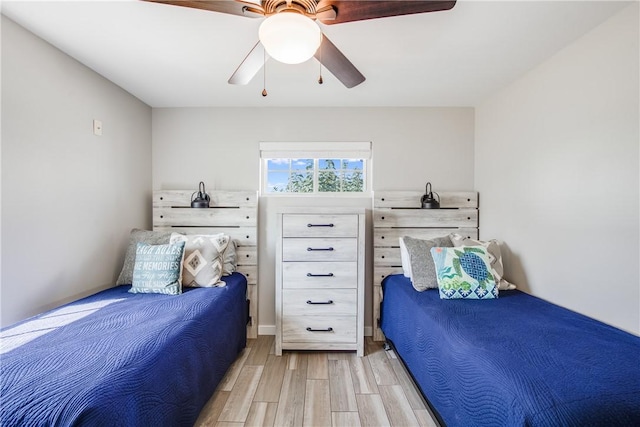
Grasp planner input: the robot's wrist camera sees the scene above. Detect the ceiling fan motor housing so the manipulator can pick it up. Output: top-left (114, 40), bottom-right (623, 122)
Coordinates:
top-left (263, 0), bottom-right (320, 17)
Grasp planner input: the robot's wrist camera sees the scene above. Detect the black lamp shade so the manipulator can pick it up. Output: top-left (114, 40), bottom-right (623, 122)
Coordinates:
top-left (191, 182), bottom-right (211, 208)
top-left (421, 182), bottom-right (440, 209)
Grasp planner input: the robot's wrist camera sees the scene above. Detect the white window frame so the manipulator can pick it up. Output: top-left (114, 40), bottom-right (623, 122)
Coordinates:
top-left (260, 142), bottom-right (372, 197)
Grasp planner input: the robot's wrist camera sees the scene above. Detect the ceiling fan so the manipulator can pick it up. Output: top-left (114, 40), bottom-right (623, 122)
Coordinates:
top-left (144, 0), bottom-right (457, 89)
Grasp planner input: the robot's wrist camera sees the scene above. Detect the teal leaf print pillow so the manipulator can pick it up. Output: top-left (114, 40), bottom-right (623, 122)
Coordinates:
top-left (430, 246), bottom-right (498, 300)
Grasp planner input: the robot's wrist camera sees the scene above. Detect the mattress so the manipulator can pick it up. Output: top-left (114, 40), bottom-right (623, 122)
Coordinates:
top-left (0, 273), bottom-right (248, 426)
top-left (380, 274), bottom-right (640, 427)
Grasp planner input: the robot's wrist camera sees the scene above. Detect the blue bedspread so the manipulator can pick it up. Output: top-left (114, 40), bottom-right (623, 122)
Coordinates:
top-left (0, 273), bottom-right (247, 426)
top-left (381, 274), bottom-right (640, 427)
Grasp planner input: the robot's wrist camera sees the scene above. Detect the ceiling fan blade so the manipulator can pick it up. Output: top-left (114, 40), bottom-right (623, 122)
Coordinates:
top-left (142, 0), bottom-right (264, 18)
top-left (314, 35), bottom-right (365, 89)
top-left (228, 41), bottom-right (270, 85)
top-left (318, 0), bottom-right (456, 25)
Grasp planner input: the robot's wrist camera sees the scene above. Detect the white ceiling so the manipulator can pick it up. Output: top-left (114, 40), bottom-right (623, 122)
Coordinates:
top-left (1, 0), bottom-right (630, 107)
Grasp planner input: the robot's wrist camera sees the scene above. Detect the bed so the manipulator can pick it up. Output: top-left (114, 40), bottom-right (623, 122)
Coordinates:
top-left (0, 190), bottom-right (259, 426)
top-left (381, 274), bottom-right (640, 426)
top-left (374, 190), bottom-right (640, 426)
top-left (0, 275), bottom-right (247, 426)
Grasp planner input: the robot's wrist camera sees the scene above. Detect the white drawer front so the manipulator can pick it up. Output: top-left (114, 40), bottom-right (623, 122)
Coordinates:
top-left (283, 214), bottom-right (358, 238)
top-left (282, 316), bottom-right (356, 343)
top-left (283, 289), bottom-right (357, 316)
top-left (282, 262), bottom-right (358, 289)
top-left (282, 238), bottom-right (357, 262)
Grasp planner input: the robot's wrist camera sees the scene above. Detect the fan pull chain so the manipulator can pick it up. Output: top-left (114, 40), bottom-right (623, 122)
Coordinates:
top-left (318, 40), bottom-right (323, 85)
top-left (262, 46), bottom-right (268, 97)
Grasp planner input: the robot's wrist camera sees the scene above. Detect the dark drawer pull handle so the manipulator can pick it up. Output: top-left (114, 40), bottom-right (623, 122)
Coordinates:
top-left (307, 273), bottom-right (334, 277)
top-left (307, 223), bottom-right (334, 227)
top-left (306, 300), bottom-right (334, 305)
top-left (306, 327), bottom-right (334, 332)
top-left (307, 247), bottom-right (334, 251)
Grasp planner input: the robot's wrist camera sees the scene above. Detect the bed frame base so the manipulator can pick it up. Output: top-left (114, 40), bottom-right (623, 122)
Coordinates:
top-left (384, 339), bottom-right (445, 427)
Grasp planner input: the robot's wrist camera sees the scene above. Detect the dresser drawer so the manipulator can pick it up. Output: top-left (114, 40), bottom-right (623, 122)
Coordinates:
top-left (283, 214), bottom-right (358, 238)
top-left (282, 316), bottom-right (356, 343)
top-left (282, 262), bottom-right (357, 289)
top-left (282, 238), bottom-right (357, 262)
top-left (282, 289), bottom-right (357, 316)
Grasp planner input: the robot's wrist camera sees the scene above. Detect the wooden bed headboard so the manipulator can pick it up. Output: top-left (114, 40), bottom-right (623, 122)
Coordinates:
top-left (372, 191), bottom-right (479, 341)
top-left (152, 190), bottom-right (259, 339)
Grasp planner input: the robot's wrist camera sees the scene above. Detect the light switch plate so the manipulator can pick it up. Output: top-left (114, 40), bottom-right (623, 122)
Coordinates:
top-left (93, 119), bottom-right (102, 136)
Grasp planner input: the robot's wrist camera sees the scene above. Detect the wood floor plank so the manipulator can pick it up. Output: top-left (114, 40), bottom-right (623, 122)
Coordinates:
top-left (274, 354), bottom-right (308, 427)
top-left (367, 343), bottom-right (399, 386)
top-left (195, 390), bottom-right (230, 426)
top-left (219, 365), bottom-right (264, 422)
top-left (307, 352), bottom-right (329, 379)
top-left (245, 335), bottom-right (273, 366)
top-left (414, 409), bottom-right (438, 427)
top-left (254, 354), bottom-right (288, 402)
top-left (390, 358), bottom-right (426, 410)
top-left (349, 354), bottom-right (379, 394)
top-left (328, 360), bottom-right (357, 412)
top-left (379, 385), bottom-right (420, 427)
top-left (327, 352), bottom-right (351, 360)
top-left (331, 412), bottom-right (362, 427)
top-left (287, 353), bottom-right (299, 370)
top-left (245, 401), bottom-right (278, 427)
top-left (303, 379), bottom-right (331, 427)
top-left (355, 394), bottom-right (391, 427)
top-left (219, 347), bottom-right (252, 391)
top-left (199, 337), bottom-right (435, 427)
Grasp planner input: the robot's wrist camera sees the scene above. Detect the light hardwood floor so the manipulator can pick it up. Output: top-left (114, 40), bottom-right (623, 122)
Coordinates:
top-left (195, 336), bottom-right (438, 427)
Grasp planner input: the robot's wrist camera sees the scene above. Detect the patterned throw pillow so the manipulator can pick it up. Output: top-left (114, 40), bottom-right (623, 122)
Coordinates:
top-left (400, 236), bottom-right (453, 291)
top-left (116, 229), bottom-right (174, 285)
top-left (222, 239), bottom-right (237, 276)
top-left (430, 246), bottom-right (498, 300)
top-left (170, 233), bottom-right (229, 287)
top-left (129, 241), bottom-right (185, 295)
top-left (449, 233), bottom-right (516, 291)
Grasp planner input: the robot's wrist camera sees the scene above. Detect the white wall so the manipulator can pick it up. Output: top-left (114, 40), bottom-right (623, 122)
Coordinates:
top-left (475, 4), bottom-right (639, 334)
top-left (152, 107), bottom-right (475, 333)
top-left (1, 16), bottom-right (152, 326)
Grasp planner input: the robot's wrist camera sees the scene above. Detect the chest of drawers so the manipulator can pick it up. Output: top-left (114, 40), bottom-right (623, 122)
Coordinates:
top-left (275, 208), bottom-right (365, 356)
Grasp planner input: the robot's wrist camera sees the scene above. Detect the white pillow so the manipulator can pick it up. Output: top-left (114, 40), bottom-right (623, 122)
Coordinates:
top-left (399, 237), bottom-right (413, 279)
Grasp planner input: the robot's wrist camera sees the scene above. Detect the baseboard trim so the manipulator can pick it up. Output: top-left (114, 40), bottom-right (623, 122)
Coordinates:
top-left (257, 325), bottom-right (373, 337)
top-left (258, 325), bottom-right (276, 336)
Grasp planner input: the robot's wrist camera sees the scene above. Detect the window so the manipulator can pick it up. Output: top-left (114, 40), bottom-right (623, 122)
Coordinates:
top-left (260, 142), bottom-right (371, 195)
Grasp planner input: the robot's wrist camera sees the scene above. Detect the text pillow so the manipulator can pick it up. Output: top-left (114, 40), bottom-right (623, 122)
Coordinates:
top-left (129, 241), bottom-right (185, 295)
top-left (430, 246), bottom-right (498, 300)
top-left (116, 229), bottom-right (174, 286)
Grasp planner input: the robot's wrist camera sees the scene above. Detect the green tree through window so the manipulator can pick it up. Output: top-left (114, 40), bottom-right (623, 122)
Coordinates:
top-left (266, 158), bottom-right (364, 193)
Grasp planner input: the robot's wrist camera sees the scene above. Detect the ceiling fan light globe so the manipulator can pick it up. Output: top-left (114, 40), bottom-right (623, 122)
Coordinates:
top-left (259, 12), bottom-right (322, 65)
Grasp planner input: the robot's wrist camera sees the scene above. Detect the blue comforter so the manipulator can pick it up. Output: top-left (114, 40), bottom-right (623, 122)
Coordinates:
top-left (0, 273), bottom-right (247, 426)
top-left (381, 274), bottom-right (640, 427)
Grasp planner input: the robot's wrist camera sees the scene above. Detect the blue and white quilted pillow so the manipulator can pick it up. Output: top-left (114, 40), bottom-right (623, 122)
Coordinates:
top-left (430, 246), bottom-right (498, 300)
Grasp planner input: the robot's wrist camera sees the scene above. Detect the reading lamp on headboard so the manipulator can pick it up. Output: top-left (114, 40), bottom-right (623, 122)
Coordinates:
top-left (190, 182), bottom-right (211, 208)
top-left (421, 182), bottom-right (440, 209)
